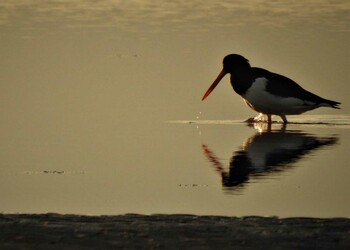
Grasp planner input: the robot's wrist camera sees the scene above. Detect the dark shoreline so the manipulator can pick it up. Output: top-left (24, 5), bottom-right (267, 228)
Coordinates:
top-left (1, 213), bottom-right (350, 249)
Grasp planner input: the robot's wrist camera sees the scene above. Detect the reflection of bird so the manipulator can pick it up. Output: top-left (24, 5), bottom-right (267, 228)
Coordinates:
top-left (202, 54), bottom-right (341, 123)
top-left (202, 125), bottom-right (338, 190)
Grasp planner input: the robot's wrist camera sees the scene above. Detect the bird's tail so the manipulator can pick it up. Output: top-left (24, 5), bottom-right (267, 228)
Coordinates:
top-left (321, 99), bottom-right (341, 109)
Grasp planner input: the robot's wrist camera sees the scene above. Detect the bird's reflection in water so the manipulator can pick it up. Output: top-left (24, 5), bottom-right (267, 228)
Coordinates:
top-left (202, 123), bottom-right (338, 193)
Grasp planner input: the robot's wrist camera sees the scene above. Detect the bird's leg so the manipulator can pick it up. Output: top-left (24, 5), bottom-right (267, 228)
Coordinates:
top-left (280, 123), bottom-right (287, 132)
top-left (280, 114), bottom-right (288, 124)
top-left (267, 122), bottom-right (272, 132)
top-left (267, 114), bottom-right (272, 123)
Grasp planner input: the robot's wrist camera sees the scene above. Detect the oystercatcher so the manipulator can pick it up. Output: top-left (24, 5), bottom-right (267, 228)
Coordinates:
top-left (202, 54), bottom-right (341, 123)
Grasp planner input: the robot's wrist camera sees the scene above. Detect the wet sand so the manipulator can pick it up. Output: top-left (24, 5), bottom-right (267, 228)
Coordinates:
top-left (1, 214), bottom-right (349, 249)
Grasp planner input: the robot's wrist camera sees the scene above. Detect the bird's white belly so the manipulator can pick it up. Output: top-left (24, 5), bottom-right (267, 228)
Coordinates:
top-left (242, 78), bottom-right (313, 115)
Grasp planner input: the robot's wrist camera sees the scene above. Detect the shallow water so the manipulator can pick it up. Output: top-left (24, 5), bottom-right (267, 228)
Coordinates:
top-left (0, 1), bottom-right (349, 217)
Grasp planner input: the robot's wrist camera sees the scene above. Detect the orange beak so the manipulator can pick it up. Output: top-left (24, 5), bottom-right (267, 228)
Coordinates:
top-left (201, 69), bottom-right (227, 101)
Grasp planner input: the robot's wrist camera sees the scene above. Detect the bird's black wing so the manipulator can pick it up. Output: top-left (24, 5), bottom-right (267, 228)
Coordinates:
top-left (252, 67), bottom-right (340, 107)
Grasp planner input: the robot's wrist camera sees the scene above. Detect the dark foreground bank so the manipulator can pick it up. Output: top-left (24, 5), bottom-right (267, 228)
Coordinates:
top-left (1, 214), bottom-right (349, 249)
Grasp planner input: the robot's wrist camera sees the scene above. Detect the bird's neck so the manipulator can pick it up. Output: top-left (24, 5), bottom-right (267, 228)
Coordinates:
top-left (230, 67), bottom-right (253, 95)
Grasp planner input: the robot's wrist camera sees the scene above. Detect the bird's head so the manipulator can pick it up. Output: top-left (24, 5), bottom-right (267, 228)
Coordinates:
top-left (202, 54), bottom-right (250, 101)
top-left (223, 54), bottom-right (250, 73)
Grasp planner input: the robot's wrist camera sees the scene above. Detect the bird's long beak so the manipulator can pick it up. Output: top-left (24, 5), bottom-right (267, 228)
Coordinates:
top-left (201, 69), bottom-right (227, 101)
